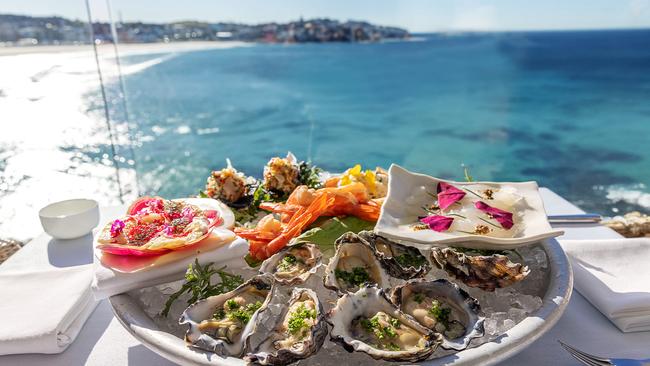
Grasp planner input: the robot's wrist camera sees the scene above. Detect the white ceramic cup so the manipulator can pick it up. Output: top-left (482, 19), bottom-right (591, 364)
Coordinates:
top-left (38, 199), bottom-right (100, 240)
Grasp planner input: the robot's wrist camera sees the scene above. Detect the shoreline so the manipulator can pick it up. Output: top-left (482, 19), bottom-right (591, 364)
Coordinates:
top-left (0, 40), bottom-right (250, 57)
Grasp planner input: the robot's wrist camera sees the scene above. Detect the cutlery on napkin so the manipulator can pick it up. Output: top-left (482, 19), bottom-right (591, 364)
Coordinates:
top-left (560, 238), bottom-right (650, 332)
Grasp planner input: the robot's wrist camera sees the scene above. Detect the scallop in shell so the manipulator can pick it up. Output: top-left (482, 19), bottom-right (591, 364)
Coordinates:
top-left (391, 279), bottom-right (484, 350)
top-left (259, 243), bottom-right (322, 285)
top-left (431, 247), bottom-right (530, 291)
top-left (245, 288), bottom-right (327, 365)
top-left (179, 275), bottom-right (274, 357)
top-left (323, 232), bottom-right (390, 294)
top-left (328, 285), bottom-right (440, 362)
top-left (357, 231), bottom-right (430, 279)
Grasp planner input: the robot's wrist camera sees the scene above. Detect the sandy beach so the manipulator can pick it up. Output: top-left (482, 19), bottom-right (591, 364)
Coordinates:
top-left (0, 40), bottom-right (249, 57)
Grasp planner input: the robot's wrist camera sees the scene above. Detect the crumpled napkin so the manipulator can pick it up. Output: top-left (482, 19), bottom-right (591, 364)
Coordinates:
top-left (560, 238), bottom-right (650, 332)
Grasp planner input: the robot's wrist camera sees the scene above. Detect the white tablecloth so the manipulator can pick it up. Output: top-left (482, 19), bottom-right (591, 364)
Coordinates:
top-left (1, 188), bottom-right (649, 365)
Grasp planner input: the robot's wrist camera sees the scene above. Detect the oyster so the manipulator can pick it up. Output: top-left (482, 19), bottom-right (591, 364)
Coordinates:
top-left (431, 247), bottom-right (530, 291)
top-left (391, 279), bottom-right (484, 350)
top-left (358, 231), bottom-right (430, 279)
top-left (246, 288), bottom-right (327, 365)
top-left (323, 232), bottom-right (390, 294)
top-left (179, 275), bottom-right (274, 357)
top-left (259, 243), bottom-right (322, 285)
top-left (328, 286), bottom-right (440, 362)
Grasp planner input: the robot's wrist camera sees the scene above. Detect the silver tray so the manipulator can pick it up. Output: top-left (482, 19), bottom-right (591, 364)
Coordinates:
top-left (109, 237), bottom-right (572, 365)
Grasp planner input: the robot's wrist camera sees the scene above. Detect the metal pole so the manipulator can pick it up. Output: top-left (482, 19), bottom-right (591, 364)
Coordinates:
top-left (85, 0), bottom-right (124, 203)
top-left (106, 0), bottom-right (140, 196)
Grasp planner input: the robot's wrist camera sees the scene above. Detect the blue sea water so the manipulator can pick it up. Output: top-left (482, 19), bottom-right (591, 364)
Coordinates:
top-left (108, 30), bottom-right (650, 215)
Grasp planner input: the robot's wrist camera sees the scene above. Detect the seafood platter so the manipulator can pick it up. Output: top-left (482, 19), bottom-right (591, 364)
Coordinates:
top-left (101, 153), bottom-right (572, 365)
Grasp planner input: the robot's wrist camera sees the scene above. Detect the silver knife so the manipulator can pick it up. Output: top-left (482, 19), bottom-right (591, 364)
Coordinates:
top-left (547, 213), bottom-right (602, 224)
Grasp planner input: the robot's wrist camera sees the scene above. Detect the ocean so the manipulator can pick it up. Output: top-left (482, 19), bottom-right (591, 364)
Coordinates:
top-left (1, 30), bottom-right (649, 240)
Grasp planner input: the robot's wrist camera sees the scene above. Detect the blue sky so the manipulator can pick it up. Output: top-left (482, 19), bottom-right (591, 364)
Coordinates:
top-left (3, 0), bottom-right (650, 32)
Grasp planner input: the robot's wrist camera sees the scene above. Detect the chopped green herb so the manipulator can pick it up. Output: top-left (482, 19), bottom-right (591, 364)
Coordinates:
top-left (428, 300), bottom-right (451, 325)
top-left (225, 299), bottom-right (240, 310)
top-left (287, 303), bottom-right (317, 336)
top-left (413, 293), bottom-right (425, 304)
top-left (335, 267), bottom-right (371, 287)
top-left (277, 254), bottom-right (297, 272)
top-left (161, 259), bottom-right (244, 317)
top-left (394, 252), bottom-right (426, 268)
top-left (213, 308), bottom-right (226, 319)
top-left (227, 301), bottom-right (263, 324)
top-left (452, 246), bottom-right (511, 257)
top-left (386, 343), bottom-right (401, 351)
top-left (360, 315), bottom-right (399, 341)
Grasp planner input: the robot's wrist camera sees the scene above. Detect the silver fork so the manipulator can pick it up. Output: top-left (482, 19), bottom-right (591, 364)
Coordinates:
top-left (558, 340), bottom-right (650, 366)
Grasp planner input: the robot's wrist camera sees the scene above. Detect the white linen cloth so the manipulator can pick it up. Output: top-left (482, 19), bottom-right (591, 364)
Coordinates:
top-left (0, 232), bottom-right (99, 355)
top-left (560, 238), bottom-right (650, 332)
top-left (91, 234), bottom-right (248, 300)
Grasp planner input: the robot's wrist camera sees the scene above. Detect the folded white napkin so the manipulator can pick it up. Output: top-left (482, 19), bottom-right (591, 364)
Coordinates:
top-left (0, 230), bottom-right (99, 355)
top-left (560, 238), bottom-right (650, 332)
top-left (92, 231), bottom-right (249, 299)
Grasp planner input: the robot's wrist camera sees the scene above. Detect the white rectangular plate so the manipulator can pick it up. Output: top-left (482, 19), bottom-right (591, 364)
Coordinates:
top-left (375, 164), bottom-right (563, 250)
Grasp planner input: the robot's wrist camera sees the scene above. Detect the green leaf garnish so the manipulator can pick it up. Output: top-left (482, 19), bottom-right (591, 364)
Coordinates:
top-left (161, 259), bottom-right (244, 317)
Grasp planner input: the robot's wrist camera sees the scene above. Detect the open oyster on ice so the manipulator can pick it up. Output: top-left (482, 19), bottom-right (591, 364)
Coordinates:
top-left (179, 275), bottom-right (274, 357)
top-left (358, 231), bottom-right (430, 279)
top-left (431, 247), bottom-right (530, 291)
top-left (259, 243), bottom-right (322, 285)
top-left (328, 286), bottom-right (440, 362)
top-left (323, 232), bottom-right (390, 294)
top-left (246, 288), bottom-right (327, 365)
top-left (391, 279), bottom-right (484, 350)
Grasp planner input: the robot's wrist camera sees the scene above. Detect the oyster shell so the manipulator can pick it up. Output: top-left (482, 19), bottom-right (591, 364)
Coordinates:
top-left (179, 275), bottom-right (274, 357)
top-left (323, 232), bottom-right (390, 294)
top-left (431, 247), bottom-right (530, 291)
top-left (246, 288), bottom-right (327, 365)
top-left (358, 231), bottom-right (430, 279)
top-left (391, 279), bottom-right (484, 350)
top-left (328, 285), bottom-right (440, 362)
top-left (259, 243), bottom-right (322, 285)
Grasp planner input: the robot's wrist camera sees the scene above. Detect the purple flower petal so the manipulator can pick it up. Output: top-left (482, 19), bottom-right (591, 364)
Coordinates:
top-left (110, 219), bottom-right (125, 238)
top-left (436, 182), bottom-right (466, 210)
top-left (475, 201), bottom-right (514, 230)
top-left (420, 215), bottom-right (454, 232)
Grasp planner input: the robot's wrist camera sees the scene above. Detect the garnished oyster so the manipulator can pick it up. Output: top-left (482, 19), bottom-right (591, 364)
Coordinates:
top-left (246, 288), bottom-right (327, 365)
top-left (431, 247), bottom-right (530, 291)
top-left (328, 286), bottom-right (440, 362)
top-left (358, 231), bottom-right (430, 279)
top-left (391, 279), bottom-right (484, 350)
top-left (323, 232), bottom-right (390, 294)
top-left (179, 275), bottom-right (274, 357)
top-left (259, 243), bottom-right (322, 285)
top-left (264, 153), bottom-right (300, 194)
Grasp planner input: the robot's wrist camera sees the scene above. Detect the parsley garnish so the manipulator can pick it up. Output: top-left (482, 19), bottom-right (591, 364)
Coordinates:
top-left (335, 267), bottom-right (371, 287)
top-left (277, 254), bottom-right (297, 272)
top-left (394, 252), bottom-right (426, 268)
top-left (287, 303), bottom-right (317, 336)
top-left (298, 161), bottom-right (323, 189)
top-left (428, 300), bottom-right (451, 325)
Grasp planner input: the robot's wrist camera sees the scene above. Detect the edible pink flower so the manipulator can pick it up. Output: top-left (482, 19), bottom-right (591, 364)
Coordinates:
top-left (110, 219), bottom-right (125, 238)
top-left (436, 182), bottom-right (466, 210)
top-left (162, 225), bottom-right (174, 236)
top-left (420, 215), bottom-right (454, 232)
top-left (475, 201), bottom-right (514, 229)
top-left (181, 206), bottom-right (195, 221)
